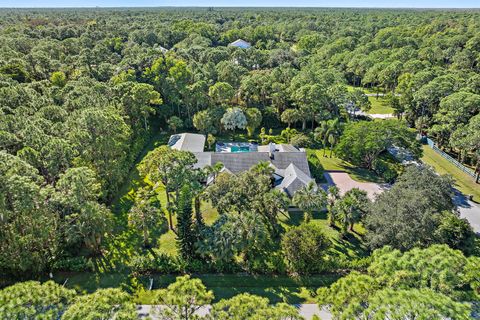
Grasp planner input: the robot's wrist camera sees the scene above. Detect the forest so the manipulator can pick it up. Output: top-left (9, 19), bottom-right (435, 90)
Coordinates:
top-left (0, 7), bottom-right (479, 319)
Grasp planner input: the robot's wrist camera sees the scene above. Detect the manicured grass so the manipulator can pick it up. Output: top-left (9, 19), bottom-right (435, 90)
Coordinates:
top-left (53, 271), bottom-right (339, 304)
top-left (308, 149), bottom-right (384, 183)
top-left (138, 273), bottom-right (339, 304)
top-left (368, 96), bottom-right (394, 114)
top-left (345, 85), bottom-right (393, 114)
top-left (346, 85), bottom-right (383, 95)
top-left (280, 210), bottom-right (368, 261)
top-left (421, 145), bottom-right (480, 202)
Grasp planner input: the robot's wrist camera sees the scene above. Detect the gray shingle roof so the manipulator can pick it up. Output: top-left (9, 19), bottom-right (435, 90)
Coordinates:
top-left (168, 133), bottom-right (313, 196)
top-left (276, 163), bottom-right (315, 197)
top-left (204, 151), bottom-right (310, 176)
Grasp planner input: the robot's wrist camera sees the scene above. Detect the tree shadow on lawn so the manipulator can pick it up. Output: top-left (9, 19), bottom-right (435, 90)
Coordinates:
top-left (328, 232), bottom-right (369, 258)
top-left (147, 274), bottom-right (339, 304)
top-left (284, 210), bottom-right (327, 226)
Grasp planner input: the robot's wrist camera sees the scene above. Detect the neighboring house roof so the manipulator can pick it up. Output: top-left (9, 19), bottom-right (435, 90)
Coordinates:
top-left (156, 45), bottom-right (169, 53)
top-left (168, 133), bottom-right (206, 153)
top-left (228, 39), bottom-right (252, 49)
top-left (276, 163), bottom-right (315, 197)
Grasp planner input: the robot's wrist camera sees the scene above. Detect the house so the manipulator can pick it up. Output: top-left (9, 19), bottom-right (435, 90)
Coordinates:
top-left (169, 133), bottom-right (314, 196)
top-left (228, 39), bottom-right (252, 49)
top-left (168, 133), bottom-right (206, 153)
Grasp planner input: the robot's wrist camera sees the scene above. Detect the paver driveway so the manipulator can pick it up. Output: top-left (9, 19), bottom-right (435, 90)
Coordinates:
top-left (322, 171), bottom-right (480, 234)
top-left (321, 171), bottom-right (390, 201)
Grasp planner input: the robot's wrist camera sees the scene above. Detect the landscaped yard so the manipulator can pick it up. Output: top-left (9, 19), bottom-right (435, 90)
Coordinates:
top-left (52, 271), bottom-right (339, 304)
top-left (308, 149), bottom-right (384, 183)
top-left (421, 145), bottom-right (480, 202)
top-left (46, 130), bottom-right (375, 305)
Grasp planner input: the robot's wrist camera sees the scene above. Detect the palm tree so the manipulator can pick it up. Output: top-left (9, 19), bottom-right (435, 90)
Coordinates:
top-left (252, 161), bottom-right (274, 176)
top-left (292, 181), bottom-right (327, 223)
top-left (333, 188), bottom-right (369, 235)
top-left (205, 162), bottom-right (224, 183)
top-left (316, 119), bottom-right (341, 157)
top-left (326, 185), bottom-right (340, 227)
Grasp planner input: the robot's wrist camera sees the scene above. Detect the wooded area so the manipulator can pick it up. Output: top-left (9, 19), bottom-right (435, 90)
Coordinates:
top-left (0, 7), bottom-right (479, 319)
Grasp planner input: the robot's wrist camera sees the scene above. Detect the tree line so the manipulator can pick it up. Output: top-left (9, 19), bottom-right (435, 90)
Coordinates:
top-left (1, 244), bottom-right (478, 319)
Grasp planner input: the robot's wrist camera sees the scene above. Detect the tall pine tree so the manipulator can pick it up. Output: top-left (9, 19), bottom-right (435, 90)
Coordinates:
top-left (176, 184), bottom-right (196, 260)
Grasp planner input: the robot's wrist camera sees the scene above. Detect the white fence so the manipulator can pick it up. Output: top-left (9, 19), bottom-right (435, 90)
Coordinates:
top-left (426, 138), bottom-right (476, 178)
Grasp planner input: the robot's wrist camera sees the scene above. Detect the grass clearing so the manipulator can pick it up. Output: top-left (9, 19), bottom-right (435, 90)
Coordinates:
top-left (346, 85), bottom-right (383, 95)
top-left (345, 85), bottom-right (394, 114)
top-left (421, 145), bottom-right (480, 202)
top-left (368, 96), bottom-right (394, 114)
top-left (308, 149), bottom-right (384, 183)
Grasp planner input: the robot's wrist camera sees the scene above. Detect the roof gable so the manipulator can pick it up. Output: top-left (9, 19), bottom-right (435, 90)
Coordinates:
top-left (276, 163), bottom-right (315, 197)
top-left (228, 39), bottom-right (251, 49)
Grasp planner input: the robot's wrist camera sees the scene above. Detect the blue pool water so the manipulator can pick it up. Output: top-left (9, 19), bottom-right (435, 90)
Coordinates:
top-left (231, 146), bottom-right (251, 152)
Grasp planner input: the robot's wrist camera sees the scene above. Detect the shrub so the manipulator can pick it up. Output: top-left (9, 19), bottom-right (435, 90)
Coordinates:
top-left (281, 223), bottom-right (331, 275)
top-left (129, 253), bottom-right (180, 275)
top-left (53, 256), bottom-right (94, 272)
top-left (307, 151), bottom-right (325, 182)
top-left (290, 133), bottom-right (313, 148)
top-left (372, 158), bottom-right (398, 183)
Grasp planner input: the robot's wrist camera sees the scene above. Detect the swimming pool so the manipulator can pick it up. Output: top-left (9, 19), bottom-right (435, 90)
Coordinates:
top-left (230, 146), bottom-right (251, 152)
top-left (216, 142), bottom-right (258, 153)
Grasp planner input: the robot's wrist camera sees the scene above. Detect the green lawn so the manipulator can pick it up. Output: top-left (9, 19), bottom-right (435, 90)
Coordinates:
top-left (421, 145), bottom-right (480, 202)
top-left (346, 85), bottom-right (380, 95)
top-left (308, 149), bottom-right (384, 183)
top-left (345, 85), bottom-right (394, 114)
top-left (52, 271), bottom-right (339, 304)
top-left (368, 96), bottom-right (394, 115)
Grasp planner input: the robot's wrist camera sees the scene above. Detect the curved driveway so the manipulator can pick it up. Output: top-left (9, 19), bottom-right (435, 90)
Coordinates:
top-left (322, 171), bottom-right (480, 234)
top-left (321, 171), bottom-right (389, 201)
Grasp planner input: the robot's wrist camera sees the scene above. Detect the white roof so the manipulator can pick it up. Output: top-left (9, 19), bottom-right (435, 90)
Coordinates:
top-left (228, 39), bottom-right (251, 49)
top-left (168, 133), bottom-right (206, 153)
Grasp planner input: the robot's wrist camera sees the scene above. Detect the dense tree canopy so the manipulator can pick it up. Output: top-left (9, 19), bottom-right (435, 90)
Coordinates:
top-left (0, 281), bottom-right (75, 320)
top-left (365, 165), bottom-right (475, 252)
top-left (0, 7), bottom-right (479, 300)
top-left (318, 245), bottom-right (478, 319)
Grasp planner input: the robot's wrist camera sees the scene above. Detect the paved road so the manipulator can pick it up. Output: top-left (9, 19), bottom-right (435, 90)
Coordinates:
top-left (138, 304), bottom-right (332, 319)
top-left (453, 189), bottom-right (480, 234)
